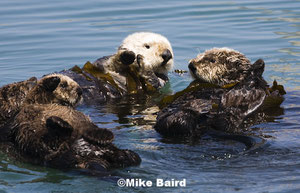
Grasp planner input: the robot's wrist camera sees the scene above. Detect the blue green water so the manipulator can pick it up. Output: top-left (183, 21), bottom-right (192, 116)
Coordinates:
top-left (0, 0), bottom-right (300, 192)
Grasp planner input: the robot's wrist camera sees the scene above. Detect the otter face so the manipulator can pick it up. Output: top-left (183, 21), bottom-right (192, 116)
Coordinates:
top-left (119, 32), bottom-right (174, 77)
top-left (40, 74), bottom-right (83, 106)
top-left (188, 48), bottom-right (251, 86)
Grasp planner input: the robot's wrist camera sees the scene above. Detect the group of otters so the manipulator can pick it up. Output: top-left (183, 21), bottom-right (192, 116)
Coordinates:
top-left (0, 32), bottom-right (285, 173)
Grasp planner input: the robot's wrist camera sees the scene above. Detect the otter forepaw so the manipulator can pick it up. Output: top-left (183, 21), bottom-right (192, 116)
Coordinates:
top-left (120, 50), bottom-right (136, 65)
top-left (42, 76), bottom-right (61, 92)
top-left (46, 116), bottom-right (74, 137)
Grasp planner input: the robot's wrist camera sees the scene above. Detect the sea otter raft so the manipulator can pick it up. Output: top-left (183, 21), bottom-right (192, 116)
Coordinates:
top-left (155, 48), bottom-right (285, 137)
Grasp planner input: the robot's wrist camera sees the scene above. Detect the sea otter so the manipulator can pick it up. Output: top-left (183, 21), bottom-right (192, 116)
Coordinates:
top-left (0, 77), bottom-right (37, 127)
top-left (0, 74), bottom-right (140, 171)
top-left (2, 103), bottom-right (140, 170)
top-left (155, 48), bottom-right (285, 138)
top-left (60, 32), bottom-right (173, 104)
top-left (0, 74), bottom-right (82, 127)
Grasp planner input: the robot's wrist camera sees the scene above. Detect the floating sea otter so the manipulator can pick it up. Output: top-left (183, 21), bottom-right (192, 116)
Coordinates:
top-left (0, 77), bottom-right (37, 127)
top-left (60, 32), bottom-right (174, 104)
top-left (155, 48), bottom-right (285, 138)
top-left (0, 74), bottom-right (140, 172)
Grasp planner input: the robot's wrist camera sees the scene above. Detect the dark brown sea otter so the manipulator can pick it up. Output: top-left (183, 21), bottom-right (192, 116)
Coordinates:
top-left (0, 74), bottom-right (140, 172)
top-left (3, 103), bottom-right (140, 170)
top-left (155, 48), bottom-right (285, 139)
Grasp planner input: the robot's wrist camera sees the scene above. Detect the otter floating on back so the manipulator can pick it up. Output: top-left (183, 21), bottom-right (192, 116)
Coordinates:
top-left (155, 48), bottom-right (285, 139)
top-left (60, 32), bottom-right (174, 104)
top-left (0, 74), bottom-right (141, 172)
top-left (0, 74), bottom-right (82, 127)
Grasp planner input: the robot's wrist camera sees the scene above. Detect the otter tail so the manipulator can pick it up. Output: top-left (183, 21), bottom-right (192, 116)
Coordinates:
top-left (206, 130), bottom-right (266, 151)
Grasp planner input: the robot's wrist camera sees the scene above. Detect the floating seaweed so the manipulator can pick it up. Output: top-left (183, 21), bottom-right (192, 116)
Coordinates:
top-left (159, 79), bottom-right (286, 109)
top-left (72, 61), bottom-right (157, 96)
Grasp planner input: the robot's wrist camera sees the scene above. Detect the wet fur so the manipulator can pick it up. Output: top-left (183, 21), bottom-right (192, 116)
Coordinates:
top-left (155, 48), bottom-right (278, 139)
top-left (4, 104), bottom-right (140, 170)
top-left (0, 77), bottom-right (37, 127)
top-left (0, 73), bottom-right (140, 171)
top-left (25, 74), bottom-right (83, 107)
top-left (0, 74), bottom-right (82, 128)
top-left (189, 48), bottom-right (266, 86)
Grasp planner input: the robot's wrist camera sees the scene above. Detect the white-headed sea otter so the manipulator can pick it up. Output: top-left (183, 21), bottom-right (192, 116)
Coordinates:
top-left (60, 32), bottom-right (174, 104)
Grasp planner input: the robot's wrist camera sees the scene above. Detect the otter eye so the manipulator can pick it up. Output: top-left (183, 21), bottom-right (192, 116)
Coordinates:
top-left (60, 82), bottom-right (68, 89)
top-left (144, 44), bottom-right (150, 49)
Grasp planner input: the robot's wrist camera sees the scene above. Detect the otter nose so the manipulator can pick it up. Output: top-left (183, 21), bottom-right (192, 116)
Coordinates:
top-left (76, 87), bottom-right (83, 96)
top-left (188, 62), bottom-right (196, 73)
top-left (162, 49), bottom-right (172, 63)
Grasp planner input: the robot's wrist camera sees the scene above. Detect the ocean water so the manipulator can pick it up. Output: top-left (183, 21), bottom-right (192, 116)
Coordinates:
top-left (0, 0), bottom-right (300, 192)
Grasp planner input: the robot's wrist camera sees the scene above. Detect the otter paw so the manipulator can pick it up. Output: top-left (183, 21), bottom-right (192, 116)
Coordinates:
top-left (155, 110), bottom-right (202, 137)
top-left (82, 127), bottom-right (114, 145)
top-left (46, 116), bottom-right (74, 138)
top-left (120, 50), bottom-right (136, 65)
top-left (114, 149), bottom-right (141, 167)
top-left (252, 59), bottom-right (265, 77)
top-left (42, 76), bottom-right (61, 92)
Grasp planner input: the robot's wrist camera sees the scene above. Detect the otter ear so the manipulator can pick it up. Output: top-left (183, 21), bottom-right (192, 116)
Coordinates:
top-left (42, 76), bottom-right (61, 92)
top-left (120, 50), bottom-right (136, 65)
top-left (46, 116), bottom-right (73, 137)
top-left (252, 59), bottom-right (265, 77)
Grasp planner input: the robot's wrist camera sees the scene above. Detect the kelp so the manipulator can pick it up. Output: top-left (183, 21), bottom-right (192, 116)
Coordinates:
top-left (268, 80), bottom-right (286, 95)
top-left (159, 80), bottom-right (221, 108)
top-left (82, 61), bottom-right (121, 92)
top-left (71, 61), bottom-right (157, 96)
top-left (174, 69), bottom-right (188, 74)
top-left (70, 65), bottom-right (93, 81)
top-left (159, 79), bottom-right (286, 109)
top-left (263, 80), bottom-right (286, 108)
top-left (126, 65), bottom-right (157, 94)
top-left (126, 67), bottom-right (141, 95)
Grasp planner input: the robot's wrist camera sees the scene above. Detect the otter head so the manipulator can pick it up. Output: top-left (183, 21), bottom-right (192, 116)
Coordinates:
top-left (188, 48), bottom-right (265, 86)
top-left (25, 74), bottom-right (83, 107)
top-left (118, 32), bottom-right (174, 82)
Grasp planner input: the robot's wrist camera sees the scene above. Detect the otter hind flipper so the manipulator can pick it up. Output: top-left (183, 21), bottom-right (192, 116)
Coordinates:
top-left (82, 127), bottom-right (114, 145)
top-left (221, 87), bottom-right (266, 117)
top-left (207, 130), bottom-right (266, 150)
top-left (103, 145), bottom-right (142, 168)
